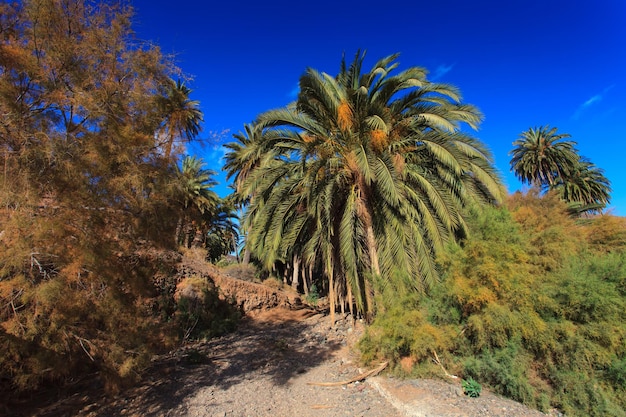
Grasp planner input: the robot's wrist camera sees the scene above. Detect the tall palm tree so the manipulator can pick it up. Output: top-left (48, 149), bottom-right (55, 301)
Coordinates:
top-left (157, 78), bottom-right (203, 159)
top-left (510, 126), bottom-right (579, 187)
top-left (174, 156), bottom-right (219, 247)
top-left (230, 52), bottom-right (504, 318)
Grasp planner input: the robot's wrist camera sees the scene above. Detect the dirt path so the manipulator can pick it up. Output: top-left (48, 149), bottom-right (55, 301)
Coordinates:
top-left (6, 256), bottom-right (556, 417)
top-left (82, 308), bottom-right (400, 417)
top-left (14, 306), bottom-right (554, 417)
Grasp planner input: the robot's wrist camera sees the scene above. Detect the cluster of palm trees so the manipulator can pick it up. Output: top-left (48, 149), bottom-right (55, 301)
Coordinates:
top-left (225, 52), bottom-right (505, 320)
top-left (510, 125), bottom-right (611, 214)
top-left (159, 79), bottom-right (238, 256)
top-left (167, 52), bottom-right (612, 321)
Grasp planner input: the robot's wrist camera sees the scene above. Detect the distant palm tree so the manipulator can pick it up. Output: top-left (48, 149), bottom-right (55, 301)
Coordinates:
top-left (175, 156), bottom-right (218, 246)
top-left (157, 78), bottom-right (203, 159)
top-left (224, 123), bottom-right (265, 197)
top-left (510, 126), bottom-right (611, 214)
top-left (553, 158), bottom-right (611, 214)
top-left (204, 198), bottom-right (240, 262)
top-left (230, 51), bottom-right (504, 318)
top-left (223, 123), bottom-right (270, 264)
top-left (510, 126), bottom-right (579, 187)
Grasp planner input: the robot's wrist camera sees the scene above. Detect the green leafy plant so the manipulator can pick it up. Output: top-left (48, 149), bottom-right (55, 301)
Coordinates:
top-left (305, 283), bottom-right (319, 305)
top-left (462, 377), bottom-right (482, 398)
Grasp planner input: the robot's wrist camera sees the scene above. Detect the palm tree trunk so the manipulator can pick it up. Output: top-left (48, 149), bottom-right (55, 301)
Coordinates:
top-left (303, 263), bottom-right (311, 296)
top-left (365, 279), bottom-right (374, 323)
top-left (328, 269), bottom-right (336, 327)
top-left (240, 205), bottom-right (251, 264)
top-left (175, 217), bottom-right (183, 246)
top-left (232, 234), bottom-right (240, 263)
top-left (191, 227), bottom-right (204, 248)
top-left (347, 284), bottom-right (354, 319)
top-left (242, 244), bottom-right (251, 264)
top-left (367, 223), bottom-right (380, 275)
top-left (183, 219), bottom-right (198, 249)
top-left (358, 179), bottom-right (381, 276)
top-left (291, 254), bottom-right (300, 291)
top-left (340, 289), bottom-right (345, 315)
top-left (164, 133), bottom-right (175, 159)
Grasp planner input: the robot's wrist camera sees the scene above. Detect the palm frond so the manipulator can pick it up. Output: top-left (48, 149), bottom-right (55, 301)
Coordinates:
top-left (228, 51), bottom-right (503, 317)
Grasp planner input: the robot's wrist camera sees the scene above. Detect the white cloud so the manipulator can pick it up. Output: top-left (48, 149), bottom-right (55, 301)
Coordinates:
top-left (207, 144), bottom-right (228, 165)
top-left (582, 95), bottom-right (602, 107)
top-left (572, 85), bottom-right (615, 120)
top-left (431, 63), bottom-right (455, 81)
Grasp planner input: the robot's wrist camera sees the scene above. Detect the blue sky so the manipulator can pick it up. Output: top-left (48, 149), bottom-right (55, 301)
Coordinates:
top-left (132, 0), bottom-right (626, 215)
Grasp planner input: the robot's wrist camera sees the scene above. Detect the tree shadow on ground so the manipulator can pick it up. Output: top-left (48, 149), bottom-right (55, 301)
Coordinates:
top-left (5, 309), bottom-right (342, 417)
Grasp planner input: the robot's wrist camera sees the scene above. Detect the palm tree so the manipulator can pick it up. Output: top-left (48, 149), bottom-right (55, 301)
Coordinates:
top-left (204, 198), bottom-right (240, 262)
top-left (224, 123), bottom-right (265, 196)
top-left (553, 157), bottom-right (611, 214)
top-left (157, 78), bottom-right (203, 159)
top-left (510, 126), bottom-right (579, 187)
top-left (224, 123), bottom-right (276, 264)
top-left (230, 52), bottom-right (504, 319)
top-left (510, 126), bottom-right (611, 214)
top-left (174, 156), bottom-right (219, 247)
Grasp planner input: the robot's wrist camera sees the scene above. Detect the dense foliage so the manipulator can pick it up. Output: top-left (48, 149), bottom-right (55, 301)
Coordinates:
top-left (360, 192), bottom-right (626, 416)
top-left (0, 0), bottom-right (235, 393)
top-left (1, 3), bottom-right (620, 416)
top-left (226, 51), bottom-right (504, 320)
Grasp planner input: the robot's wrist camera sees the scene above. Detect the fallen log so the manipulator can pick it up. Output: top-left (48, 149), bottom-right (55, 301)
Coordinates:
top-left (307, 361), bottom-right (388, 387)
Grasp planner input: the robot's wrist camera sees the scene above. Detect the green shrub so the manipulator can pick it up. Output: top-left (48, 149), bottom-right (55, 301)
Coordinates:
top-left (359, 275), bottom-right (456, 375)
top-left (607, 357), bottom-right (626, 388)
top-left (175, 277), bottom-right (241, 341)
top-left (359, 199), bottom-right (626, 416)
top-left (220, 263), bottom-right (259, 282)
top-left (215, 256), bottom-right (238, 268)
top-left (305, 283), bottom-right (319, 305)
top-left (463, 342), bottom-right (540, 407)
